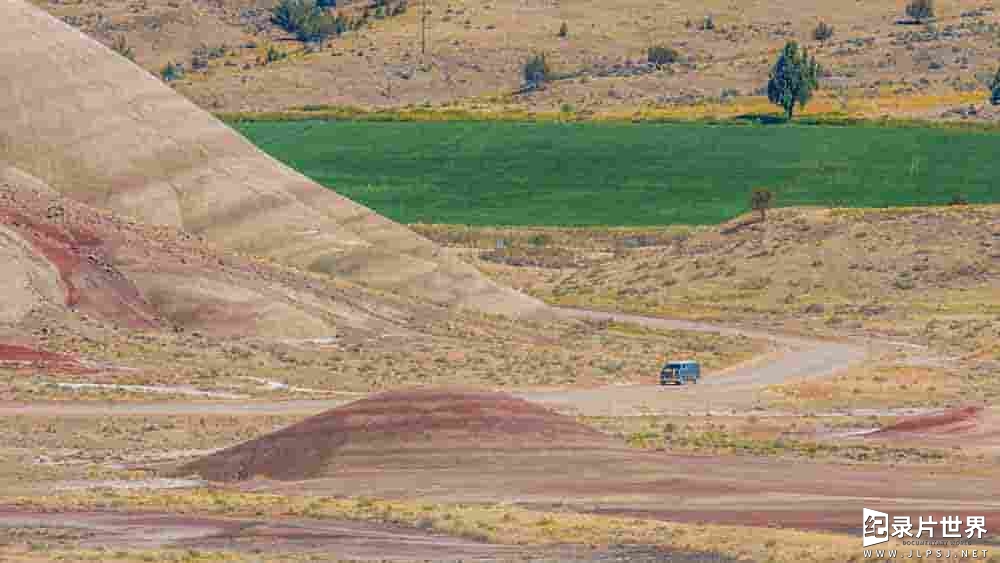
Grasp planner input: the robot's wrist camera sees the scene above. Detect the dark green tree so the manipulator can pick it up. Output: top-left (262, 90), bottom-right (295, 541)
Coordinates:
top-left (991, 65), bottom-right (1000, 106)
top-left (767, 41), bottom-right (821, 120)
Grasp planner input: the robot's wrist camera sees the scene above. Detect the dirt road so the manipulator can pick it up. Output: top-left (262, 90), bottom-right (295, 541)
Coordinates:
top-left (0, 307), bottom-right (868, 418)
top-left (520, 308), bottom-right (868, 416)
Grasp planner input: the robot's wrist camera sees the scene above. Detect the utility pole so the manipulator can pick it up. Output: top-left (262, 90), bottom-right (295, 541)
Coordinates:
top-left (420, 0), bottom-right (427, 55)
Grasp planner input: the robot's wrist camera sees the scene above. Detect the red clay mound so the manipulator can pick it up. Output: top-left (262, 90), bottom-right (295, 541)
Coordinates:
top-left (874, 406), bottom-right (982, 436)
top-left (179, 388), bottom-right (616, 481)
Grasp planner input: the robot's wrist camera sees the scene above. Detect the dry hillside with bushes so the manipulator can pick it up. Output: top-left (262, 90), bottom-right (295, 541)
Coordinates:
top-left (27, 0), bottom-right (1000, 118)
top-left (419, 205), bottom-right (1000, 356)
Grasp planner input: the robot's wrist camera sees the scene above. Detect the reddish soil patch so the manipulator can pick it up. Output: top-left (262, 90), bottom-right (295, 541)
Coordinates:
top-left (0, 344), bottom-right (86, 372)
top-left (179, 388), bottom-right (616, 481)
top-left (874, 406), bottom-right (982, 436)
top-left (0, 344), bottom-right (67, 363)
top-left (0, 208), bottom-right (159, 330)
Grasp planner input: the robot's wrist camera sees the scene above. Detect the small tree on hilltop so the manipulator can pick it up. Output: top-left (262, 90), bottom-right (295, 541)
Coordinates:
top-left (750, 188), bottom-right (774, 222)
top-left (990, 65), bottom-right (1000, 106)
top-left (767, 41), bottom-right (821, 120)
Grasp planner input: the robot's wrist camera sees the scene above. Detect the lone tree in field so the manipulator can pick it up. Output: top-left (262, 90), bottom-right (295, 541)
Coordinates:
top-left (750, 188), bottom-right (774, 222)
top-left (767, 41), bottom-right (821, 120)
top-left (991, 65), bottom-right (1000, 106)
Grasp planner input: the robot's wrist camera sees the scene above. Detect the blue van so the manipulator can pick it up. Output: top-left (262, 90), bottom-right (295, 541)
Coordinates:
top-left (660, 360), bottom-right (700, 385)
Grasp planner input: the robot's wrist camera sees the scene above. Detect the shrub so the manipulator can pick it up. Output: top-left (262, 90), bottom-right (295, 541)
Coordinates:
top-left (523, 53), bottom-right (550, 86)
top-left (558, 21), bottom-right (568, 38)
top-left (949, 193), bottom-right (969, 206)
top-left (111, 34), bottom-right (134, 61)
top-left (813, 21), bottom-right (834, 41)
top-left (647, 45), bottom-right (680, 66)
top-left (990, 66), bottom-right (1000, 106)
top-left (272, 0), bottom-right (313, 31)
top-left (701, 15), bottom-right (715, 30)
top-left (160, 62), bottom-right (184, 82)
top-left (265, 44), bottom-right (287, 64)
top-left (750, 187), bottom-right (774, 221)
top-left (190, 55), bottom-right (208, 71)
top-left (906, 0), bottom-right (934, 22)
top-left (271, 0), bottom-right (342, 42)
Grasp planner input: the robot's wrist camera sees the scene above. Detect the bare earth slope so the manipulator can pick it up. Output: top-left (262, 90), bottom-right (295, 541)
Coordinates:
top-left (0, 0), bottom-right (540, 316)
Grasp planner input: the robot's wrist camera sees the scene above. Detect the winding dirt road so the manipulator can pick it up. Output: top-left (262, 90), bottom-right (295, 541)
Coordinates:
top-left (0, 307), bottom-right (868, 418)
top-left (521, 308), bottom-right (868, 416)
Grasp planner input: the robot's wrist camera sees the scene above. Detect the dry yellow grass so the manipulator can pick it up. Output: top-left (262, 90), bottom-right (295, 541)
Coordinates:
top-left (13, 489), bottom-right (993, 563)
top-left (767, 364), bottom-right (967, 411)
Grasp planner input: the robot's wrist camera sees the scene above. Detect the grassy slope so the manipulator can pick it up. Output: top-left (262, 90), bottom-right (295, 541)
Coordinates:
top-left (239, 120), bottom-right (1000, 226)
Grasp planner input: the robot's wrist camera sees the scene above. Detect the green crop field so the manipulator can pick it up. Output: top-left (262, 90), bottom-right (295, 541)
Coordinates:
top-left (237, 120), bottom-right (999, 226)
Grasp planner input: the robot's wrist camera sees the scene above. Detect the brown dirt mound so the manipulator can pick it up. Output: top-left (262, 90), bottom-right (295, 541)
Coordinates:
top-left (179, 388), bottom-right (616, 481)
top-left (0, 0), bottom-right (540, 317)
top-left (874, 406), bottom-right (982, 435)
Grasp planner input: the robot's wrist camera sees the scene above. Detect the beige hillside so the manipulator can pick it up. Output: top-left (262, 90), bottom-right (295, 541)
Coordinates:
top-left (0, 0), bottom-right (540, 316)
